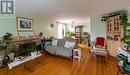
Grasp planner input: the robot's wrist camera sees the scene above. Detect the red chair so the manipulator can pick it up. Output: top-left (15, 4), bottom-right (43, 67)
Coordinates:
top-left (91, 37), bottom-right (109, 62)
top-left (95, 37), bottom-right (105, 48)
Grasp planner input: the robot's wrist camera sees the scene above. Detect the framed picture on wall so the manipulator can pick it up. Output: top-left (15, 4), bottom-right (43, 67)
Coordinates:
top-left (16, 17), bottom-right (34, 32)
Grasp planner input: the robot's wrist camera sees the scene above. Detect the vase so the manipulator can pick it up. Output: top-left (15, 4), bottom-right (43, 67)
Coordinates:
top-left (31, 52), bottom-right (37, 57)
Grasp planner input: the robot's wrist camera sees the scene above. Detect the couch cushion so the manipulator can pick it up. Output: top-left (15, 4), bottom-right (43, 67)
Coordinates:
top-left (55, 47), bottom-right (73, 57)
top-left (67, 39), bottom-right (77, 42)
top-left (52, 39), bottom-right (58, 46)
top-left (64, 41), bottom-right (76, 48)
top-left (45, 45), bottom-right (57, 54)
top-left (57, 39), bottom-right (66, 47)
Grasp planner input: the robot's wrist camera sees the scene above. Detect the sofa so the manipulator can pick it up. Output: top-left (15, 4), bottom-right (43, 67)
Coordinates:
top-left (45, 38), bottom-right (77, 58)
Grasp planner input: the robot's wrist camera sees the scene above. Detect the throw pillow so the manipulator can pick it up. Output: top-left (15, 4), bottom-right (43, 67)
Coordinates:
top-left (64, 41), bottom-right (76, 48)
top-left (118, 48), bottom-right (128, 56)
top-left (52, 39), bottom-right (58, 46)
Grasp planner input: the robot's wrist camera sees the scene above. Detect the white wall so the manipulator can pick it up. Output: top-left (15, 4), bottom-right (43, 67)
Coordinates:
top-left (127, 7), bottom-right (130, 23)
top-left (0, 14), bottom-right (58, 37)
top-left (39, 19), bottom-right (58, 38)
top-left (77, 21), bottom-right (90, 33)
top-left (90, 16), bottom-right (106, 41)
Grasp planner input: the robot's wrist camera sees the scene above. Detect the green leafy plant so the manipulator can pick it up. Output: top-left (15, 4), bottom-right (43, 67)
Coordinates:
top-left (121, 36), bottom-right (130, 46)
top-left (25, 42), bottom-right (37, 55)
top-left (101, 16), bottom-right (108, 21)
top-left (65, 31), bottom-right (71, 36)
top-left (3, 32), bottom-right (12, 40)
top-left (70, 32), bottom-right (75, 36)
top-left (39, 32), bottom-right (43, 37)
top-left (0, 40), bottom-right (7, 50)
top-left (16, 42), bottom-right (37, 56)
top-left (121, 13), bottom-right (127, 27)
top-left (9, 44), bottom-right (17, 53)
top-left (121, 23), bottom-right (130, 46)
top-left (65, 31), bottom-right (75, 37)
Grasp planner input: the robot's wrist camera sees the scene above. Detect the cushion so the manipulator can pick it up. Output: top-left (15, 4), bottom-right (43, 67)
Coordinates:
top-left (57, 39), bottom-right (66, 47)
top-left (64, 41), bottom-right (76, 48)
top-left (96, 37), bottom-right (105, 47)
top-left (117, 48), bottom-right (128, 56)
top-left (45, 45), bottom-right (57, 54)
top-left (52, 39), bottom-right (58, 46)
top-left (95, 45), bottom-right (103, 48)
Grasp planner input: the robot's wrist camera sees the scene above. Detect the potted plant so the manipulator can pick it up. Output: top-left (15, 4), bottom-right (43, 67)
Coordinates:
top-left (3, 32), bottom-right (12, 40)
top-left (0, 40), bottom-right (8, 67)
top-left (30, 43), bottom-right (37, 57)
top-left (25, 42), bottom-right (37, 57)
top-left (70, 32), bottom-right (75, 38)
top-left (65, 31), bottom-right (71, 37)
top-left (0, 40), bottom-right (7, 50)
top-left (39, 32), bottom-right (43, 38)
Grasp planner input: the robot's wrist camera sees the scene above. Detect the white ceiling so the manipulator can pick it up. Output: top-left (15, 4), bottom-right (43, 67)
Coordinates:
top-left (15, 0), bottom-right (130, 20)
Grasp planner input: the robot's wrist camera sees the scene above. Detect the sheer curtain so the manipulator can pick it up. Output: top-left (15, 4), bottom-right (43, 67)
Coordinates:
top-left (58, 22), bottom-right (66, 38)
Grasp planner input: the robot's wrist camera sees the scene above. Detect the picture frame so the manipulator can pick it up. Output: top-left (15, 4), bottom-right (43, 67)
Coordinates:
top-left (16, 17), bottom-right (34, 32)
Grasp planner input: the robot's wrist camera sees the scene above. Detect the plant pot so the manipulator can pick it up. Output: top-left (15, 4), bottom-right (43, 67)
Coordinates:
top-left (0, 56), bottom-right (3, 67)
top-left (31, 52), bottom-right (37, 57)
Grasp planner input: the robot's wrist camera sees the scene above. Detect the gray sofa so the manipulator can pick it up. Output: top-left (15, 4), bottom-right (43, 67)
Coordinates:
top-left (45, 38), bottom-right (77, 58)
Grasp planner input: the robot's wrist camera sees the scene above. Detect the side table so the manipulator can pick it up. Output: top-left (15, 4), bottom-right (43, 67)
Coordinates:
top-left (73, 48), bottom-right (81, 62)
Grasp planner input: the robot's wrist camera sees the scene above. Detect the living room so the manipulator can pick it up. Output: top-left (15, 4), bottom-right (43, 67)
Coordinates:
top-left (0, 0), bottom-right (130, 75)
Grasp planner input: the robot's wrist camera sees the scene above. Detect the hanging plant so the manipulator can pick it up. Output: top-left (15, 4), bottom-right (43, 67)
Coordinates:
top-left (121, 13), bottom-right (127, 27)
top-left (101, 16), bottom-right (108, 21)
top-left (101, 11), bottom-right (127, 22)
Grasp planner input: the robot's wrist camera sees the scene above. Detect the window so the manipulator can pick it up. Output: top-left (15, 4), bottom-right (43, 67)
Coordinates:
top-left (58, 23), bottom-right (66, 38)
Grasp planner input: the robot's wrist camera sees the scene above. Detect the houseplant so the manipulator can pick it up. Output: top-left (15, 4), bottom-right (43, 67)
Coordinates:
top-left (65, 31), bottom-right (71, 37)
top-left (0, 40), bottom-right (7, 67)
top-left (0, 40), bottom-right (7, 50)
top-left (39, 32), bottom-right (43, 38)
top-left (65, 31), bottom-right (75, 38)
top-left (3, 32), bottom-right (12, 40)
top-left (70, 32), bottom-right (75, 38)
top-left (25, 42), bottom-right (37, 56)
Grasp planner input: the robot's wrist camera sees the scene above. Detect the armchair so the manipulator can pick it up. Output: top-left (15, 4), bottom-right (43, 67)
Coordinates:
top-left (90, 37), bottom-right (109, 62)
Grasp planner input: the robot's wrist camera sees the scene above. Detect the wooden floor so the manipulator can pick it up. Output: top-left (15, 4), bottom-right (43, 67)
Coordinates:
top-left (0, 43), bottom-right (122, 75)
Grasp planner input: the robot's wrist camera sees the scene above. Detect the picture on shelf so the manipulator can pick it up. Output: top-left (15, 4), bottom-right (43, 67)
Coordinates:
top-left (17, 17), bottom-right (33, 31)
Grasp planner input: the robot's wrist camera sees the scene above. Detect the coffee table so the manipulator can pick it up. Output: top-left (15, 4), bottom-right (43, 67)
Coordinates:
top-left (7, 54), bottom-right (42, 75)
